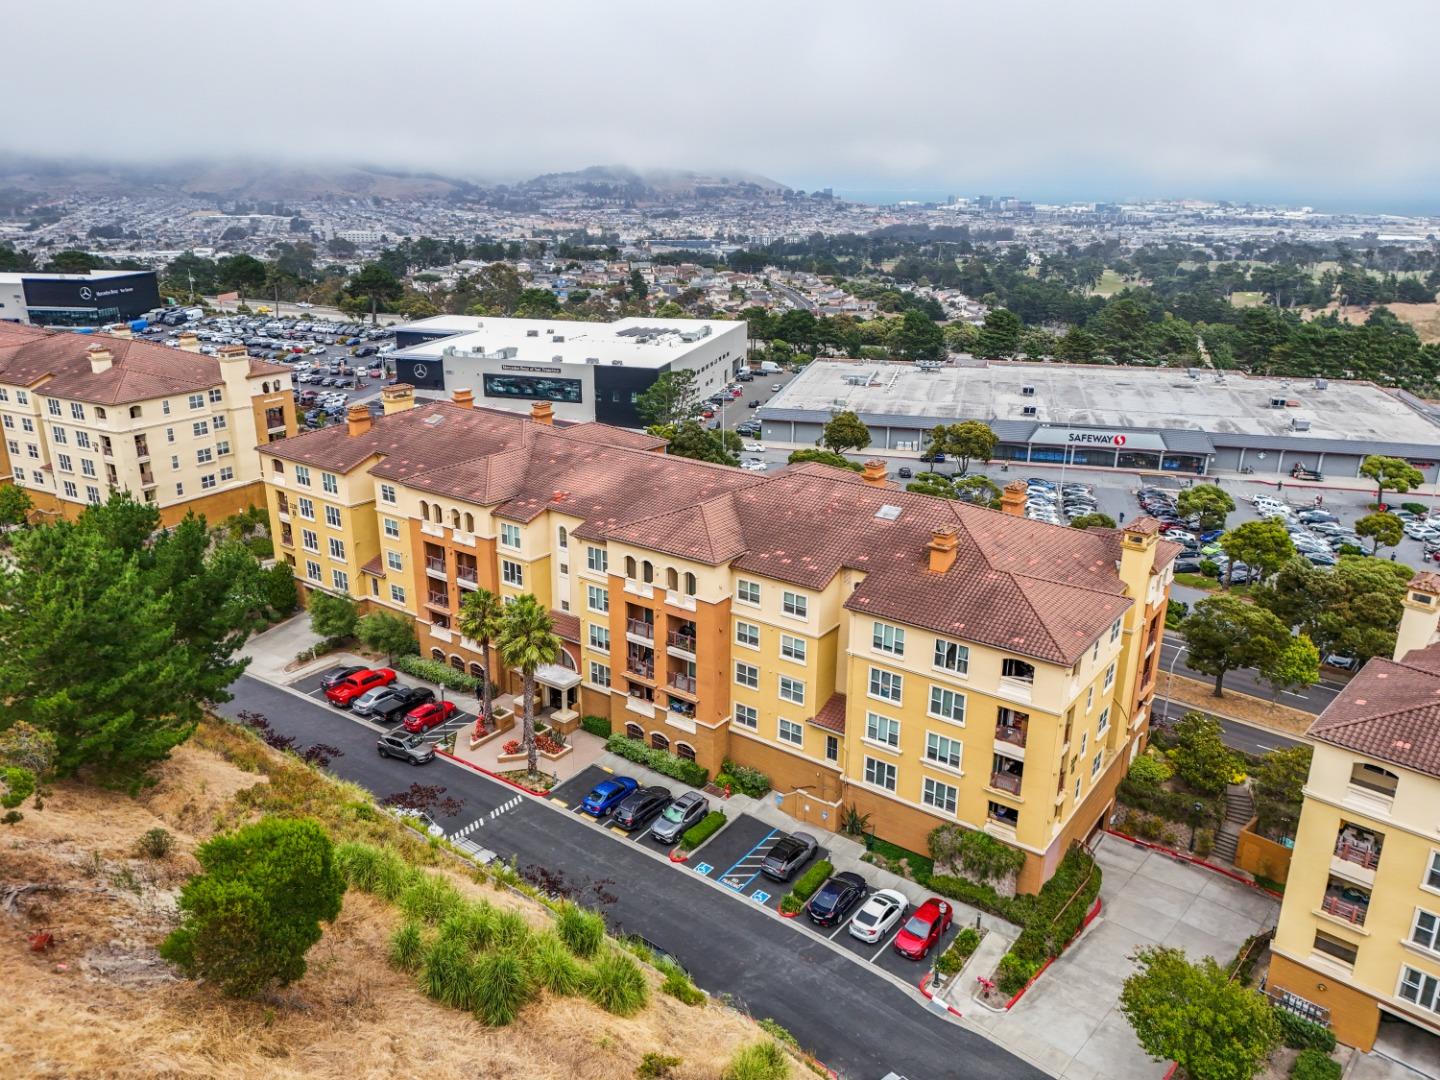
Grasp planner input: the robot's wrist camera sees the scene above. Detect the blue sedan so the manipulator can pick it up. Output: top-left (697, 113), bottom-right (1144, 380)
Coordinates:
top-left (581, 776), bottom-right (638, 817)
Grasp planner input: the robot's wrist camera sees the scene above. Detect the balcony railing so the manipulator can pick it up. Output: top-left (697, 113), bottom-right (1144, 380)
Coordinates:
top-left (627, 618), bottom-right (655, 641)
top-left (626, 660), bottom-right (655, 681)
top-left (1333, 839), bottom-right (1380, 870)
top-left (1321, 893), bottom-right (1367, 926)
top-left (426, 591), bottom-right (450, 610)
top-left (989, 770), bottom-right (1023, 795)
top-left (455, 565), bottom-right (478, 587)
top-left (667, 630), bottom-right (697, 654)
top-left (425, 556), bottom-right (446, 577)
top-left (995, 723), bottom-right (1028, 748)
top-left (669, 673), bottom-right (697, 695)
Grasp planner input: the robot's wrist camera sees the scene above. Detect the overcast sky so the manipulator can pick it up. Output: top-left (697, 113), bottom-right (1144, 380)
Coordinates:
top-left (10, 1), bottom-right (1437, 210)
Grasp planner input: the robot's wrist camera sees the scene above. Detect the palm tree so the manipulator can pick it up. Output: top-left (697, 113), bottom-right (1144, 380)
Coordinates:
top-left (457, 587), bottom-right (504, 724)
top-left (496, 594), bottom-right (560, 778)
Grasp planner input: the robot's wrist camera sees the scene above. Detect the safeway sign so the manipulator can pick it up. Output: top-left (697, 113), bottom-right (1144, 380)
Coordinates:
top-left (1029, 427), bottom-right (1166, 452)
top-left (1067, 431), bottom-right (1127, 447)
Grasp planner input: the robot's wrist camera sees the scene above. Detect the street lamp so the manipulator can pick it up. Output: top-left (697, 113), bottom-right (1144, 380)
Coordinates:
top-left (1162, 642), bottom-right (1188, 726)
top-left (1188, 802), bottom-right (1204, 851)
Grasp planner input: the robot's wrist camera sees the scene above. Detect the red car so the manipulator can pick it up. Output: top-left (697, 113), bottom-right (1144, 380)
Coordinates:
top-left (324, 667), bottom-right (396, 707)
top-left (402, 700), bottom-right (457, 733)
top-left (892, 897), bottom-right (953, 960)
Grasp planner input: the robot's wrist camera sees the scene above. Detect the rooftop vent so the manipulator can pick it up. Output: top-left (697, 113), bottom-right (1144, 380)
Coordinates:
top-left (1021, 385), bottom-right (1036, 396)
top-left (526, 329), bottom-right (539, 337)
top-left (875, 504), bottom-right (902, 522)
top-left (423, 414), bottom-right (445, 427)
top-left (1314, 378), bottom-right (1328, 390)
top-left (552, 335), bottom-right (565, 343)
top-left (1269, 396), bottom-right (1288, 409)
top-left (1022, 405), bottom-right (1038, 416)
top-left (1292, 417), bottom-right (1312, 431)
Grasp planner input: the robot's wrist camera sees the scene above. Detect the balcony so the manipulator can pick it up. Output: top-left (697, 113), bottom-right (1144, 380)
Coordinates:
top-left (425, 590), bottom-right (450, 612)
top-left (1321, 880), bottom-right (1370, 927)
top-left (420, 520), bottom-right (444, 538)
top-left (1333, 837), bottom-right (1381, 871)
top-left (425, 556), bottom-right (447, 580)
top-left (626, 618), bottom-right (655, 643)
top-left (265, 408), bottom-right (287, 433)
top-left (623, 577), bottom-right (655, 599)
top-left (138, 467), bottom-right (155, 488)
top-left (668, 672), bottom-right (697, 698)
top-left (1331, 827), bottom-right (1383, 885)
top-left (625, 655), bottom-right (655, 682)
top-left (455, 565), bottom-right (478, 590)
top-left (667, 629), bottom-right (697, 657)
top-left (997, 675), bottom-right (1034, 703)
top-left (989, 770), bottom-right (1024, 796)
top-left (279, 527), bottom-right (294, 548)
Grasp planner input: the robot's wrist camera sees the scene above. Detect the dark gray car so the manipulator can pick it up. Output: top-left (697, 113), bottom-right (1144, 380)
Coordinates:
top-left (376, 730), bottom-right (435, 765)
top-left (352, 684), bottom-right (434, 721)
top-left (649, 790), bottom-right (709, 844)
top-left (762, 831), bottom-right (819, 882)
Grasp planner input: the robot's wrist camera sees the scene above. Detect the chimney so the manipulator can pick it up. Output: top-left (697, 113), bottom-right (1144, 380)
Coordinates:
top-left (926, 526), bottom-right (959, 574)
top-left (451, 387), bottom-right (474, 410)
top-left (1001, 480), bottom-right (1028, 517)
top-left (530, 400), bottom-right (554, 426)
top-left (346, 403), bottom-right (372, 438)
top-left (382, 383), bottom-right (415, 415)
top-left (107, 323), bottom-right (132, 340)
top-left (178, 331), bottom-right (201, 353)
top-left (1394, 571), bottom-right (1440, 661)
top-left (216, 344), bottom-right (247, 364)
top-left (86, 344), bottom-right (113, 374)
top-left (861, 459), bottom-right (888, 487)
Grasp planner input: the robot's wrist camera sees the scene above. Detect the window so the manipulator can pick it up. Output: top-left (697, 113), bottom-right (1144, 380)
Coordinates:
top-left (322, 472), bottom-right (338, 495)
top-left (216, 440), bottom-right (230, 456)
top-left (165, 427), bottom-right (175, 443)
top-left (294, 465), bottom-right (311, 486)
top-left (1412, 909), bottom-right (1440, 953)
top-left (384, 517), bottom-right (400, 539)
top-left (1312, 930), bottom-right (1358, 966)
top-left (306, 560), bottom-right (322, 581)
top-left (208, 387), bottom-right (223, 404)
top-left (826, 736), bottom-right (839, 762)
top-left (170, 454), bottom-right (180, 470)
top-left (589, 661), bottom-right (611, 688)
top-left (780, 634), bottom-right (807, 662)
top-left (1091, 750), bottom-right (1103, 777)
top-left (502, 560), bottom-right (524, 587)
top-left (212, 413), bottom-right (226, 430)
top-left (188, 393), bottom-right (205, 410)
top-left (1086, 687), bottom-right (1094, 712)
top-left (0, 388), bottom-right (7, 401)
top-left (390, 584), bottom-right (406, 604)
top-left (1103, 662), bottom-right (1116, 691)
top-left (873, 622), bottom-right (905, 655)
top-left (500, 522), bottom-right (521, 549)
top-left (302, 529), bottom-right (319, 552)
top-left (735, 662), bottom-right (759, 689)
top-left (933, 638), bottom-right (970, 675)
top-left (586, 585), bottom-right (609, 614)
top-left (325, 505), bottom-right (342, 528)
top-left (923, 778), bottom-right (958, 815)
top-left (175, 482), bottom-right (183, 496)
top-left (1097, 707), bottom-right (1110, 735)
top-left (47, 398), bottom-right (61, 416)
top-left (332, 569), bottom-right (349, 592)
top-left (51, 425), bottom-right (66, 444)
top-left (81, 459), bottom-right (96, 477)
top-left (218, 465), bottom-right (234, 483)
top-left (735, 621), bottom-right (760, 648)
top-left (557, 526), bottom-right (567, 549)
top-left (869, 667), bottom-right (903, 703)
top-left (925, 732), bottom-right (962, 770)
top-left (1428, 851), bottom-right (1440, 892)
top-left (586, 546), bottom-right (608, 573)
top-left (864, 757), bottom-right (897, 791)
top-left (684, 571), bottom-right (697, 596)
top-left (1110, 617), bottom-right (1122, 643)
top-left (26, 443), bottom-right (38, 459)
top-left (196, 447), bottom-right (213, 464)
top-left (1399, 966), bottom-right (1439, 1014)
top-left (4, 440), bottom-right (13, 454)
top-left (1002, 658), bottom-right (1036, 683)
top-left (192, 420), bottom-right (209, 437)
top-left (866, 712), bottom-right (900, 748)
top-left (15, 391), bottom-right (26, 405)
top-left (386, 551), bottom-right (403, 572)
top-left (62, 480), bottom-right (78, 498)
top-left (778, 718), bottom-right (803, 746)
top-left (70, 402), bottom-right (84, 420)
top-left (929, 686), bottom-right (966, 723)
top-left (297, 496), bottom-right (314, 519)
top-left (734, 704), bottom-right (758, 729)
top-left (85, 485), bottom-right (100, 504)
top-left (329, 538), bottom-right (346, 560)
top-left (21, 418), bottom-right (32, 433)
top-left (782, 591), bottom-right (807, 618)
top-left (0, 415), bottom-right (9, 428)
top-left (588, 624), bottom-right (610, 651)
top-left (201, 473), bottom-right (216, 490)
top-left (380, 483), bottom-right (396, 504)
top-left (779, 676), bottom-right (805, 705)
top-left (57, 453), bottom-right (71, 472)
top-left (1350, 762), bottom-right (1399, 796)
top-left (737, 579), bottom-right (760, 605)
top-left (1080, 732), bottom-right (1088, 756)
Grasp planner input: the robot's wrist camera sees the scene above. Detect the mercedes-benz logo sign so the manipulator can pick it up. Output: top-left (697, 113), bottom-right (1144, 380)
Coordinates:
top-left (79, 286), bottom-right (93, 300)
top-left (1113, 434), bottom-right (1127, 447)
top-left (412, 364), bottom-right (428, 380)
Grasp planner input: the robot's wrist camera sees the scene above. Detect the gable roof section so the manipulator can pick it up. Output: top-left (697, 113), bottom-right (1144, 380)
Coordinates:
top-left (1308, 644), bottom-right (1440, 779)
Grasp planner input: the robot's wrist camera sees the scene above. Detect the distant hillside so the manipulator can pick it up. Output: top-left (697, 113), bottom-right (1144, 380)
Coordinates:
top-left (517, 165), bottom-right (788, 199)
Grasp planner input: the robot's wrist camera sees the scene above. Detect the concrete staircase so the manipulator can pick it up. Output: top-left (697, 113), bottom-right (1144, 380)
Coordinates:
top-left (1212, 783), bottom-right (1253, 863)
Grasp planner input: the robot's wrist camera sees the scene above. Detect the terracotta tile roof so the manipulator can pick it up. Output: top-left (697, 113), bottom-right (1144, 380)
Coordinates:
top-left (1410, 571), bottom-right (1440, 594)
top-left (359, 556), bottom-right (385, 577)
top-left (1124, 515), bottom-right (1163, 536)
top-left (1308, 643), bottom-right (1440, 779)
top-left (0, 323), bottom-right (265, 405)
top-left (549, 609), bottom-right (581, 643)
top-left (811, 692), bottom-right (847, 734)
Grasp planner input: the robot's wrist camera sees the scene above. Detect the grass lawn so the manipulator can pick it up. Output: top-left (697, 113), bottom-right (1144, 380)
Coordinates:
top-left (1173, 572), bottom-right (1253, 597)
top-left (1229, 291), bottom-right (1268, 307)
top-left (864, 836), bottom-right (935, 884)
top-left (1092, 268), bottom-right (1131, 297)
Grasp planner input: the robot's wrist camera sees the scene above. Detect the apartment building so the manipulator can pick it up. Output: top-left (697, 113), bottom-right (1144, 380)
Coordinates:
top-left (1268, 573), bottom-right (1440, 1054)
top-left (0, 321), bottom-right (296, 524)
top-left (258, 386), bottom-right (1177, 892)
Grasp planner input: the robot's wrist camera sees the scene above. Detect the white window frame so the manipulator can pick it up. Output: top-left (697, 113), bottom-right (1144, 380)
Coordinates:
top-left (735, 661), bottom-right (759, 689)
top-left (873, 622), bottom-right (905, 656)
top-left (332, 569), bottom-right (349, 592)
top-left (390, 584), bottom-right (406, 604)
top-left (928, 685), bottom-right (966, 724)
top-left (1411, 908), bottom-right (1440, 954)
top-left (868, 667), bottom-right (903, 703)
top-left (306, 559), bottom-right (322, 581)
top-left (778, 675), bottom-right (805, 706)
top-left (500, 522), bottom-right (521, 549)
top-left (1427, 851), bottom-right (1440, 894)
top-left (736, 579), bottom-right (760, 606)
top-left (588, 624), bottom-right (610, 652)
top-left (386, 550), bottom-right (403, 572)
top-left (321, 472), bottom-right (338, 495)
top-left (734, 703), bottom-right (758, 729)
top-left (379, 483), bottom-right (396, 504)
top-left (1097, 707), bottom-right (1110, 735)
top-left (780, 634), bottom-right (807, 663)
top-left (586, 585), bottom-right (609, 614)
top-left (1104, 662), bottom-right (1116, 691)
top-left (781, 590), bottom-right (807, 618)
top-left (328, 537), bottom-right (346, 560)
top-left (924, 731), bottom-right (962, 771)
top-left (588, 661), bottom-right (611, 689)
top-left (1110, 617), bottom-right (1122, 643)
top-left (864, 757), bottom-right (897, 792)
top-left (735, 621), bottom-right (760, 649)
top-left (384, 517), bottom-right (400, 539)
top-left (294, 465), bottom-right (311, 487)
top-left (933, 638), bottom-right (970, 676)
top-left (865, 711), bottom-right (900, 749)
top-left (1398, 965), bottom-right (1440, 1014)
top-left (922, 777), bottom-right (958, 815)
top-left (586, 546), bottom-right (608, 573)
top-left (1091, 750), bottom-right (1103, 777)
top-left (325, 505), bottom-right (342, 528)
top-left (778, 718), bottom-right (803, 746)
top-left (501, 559), bottom-right (524, 587)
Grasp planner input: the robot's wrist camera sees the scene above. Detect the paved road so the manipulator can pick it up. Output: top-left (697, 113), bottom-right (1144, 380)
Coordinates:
top-left (1150, 695), bottom-right (1304, 755)
top-left (1158, 635), bottom-right (1346, 716)
top-left (221, 675), bottom-right (1047, 1080)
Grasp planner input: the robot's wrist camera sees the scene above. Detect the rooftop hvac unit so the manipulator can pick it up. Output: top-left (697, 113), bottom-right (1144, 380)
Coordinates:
top-left (553, 355), bottom-right (563, 362)
top-left (1292, 418), bottom-right (1311, 431)
top-left (526, 329), bottom-right (539, 337)
top-left (1269, 396), bottom-right (1288, 408)
top-left (585, 356), bottom-right (600, 365)
top-left (553, 335), bottom-right (565, 343)
top-left (442, 345), bottom-right (457, 357)
top-left (1314, 378), bottom-right (1328, 390)
top-left (1021, 385), bottom-right (1036, 396)
top-left (1022, 405), bottom-right (1038, 416)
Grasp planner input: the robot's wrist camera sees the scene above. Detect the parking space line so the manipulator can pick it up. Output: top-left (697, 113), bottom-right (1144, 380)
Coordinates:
top-left (608, 826), bottom-right (629, 838)
top-left (718, 828), bottom-right (779, 892)
top-left (548, 797), bottom-right (569, 808)
top-left (870, 926), bottom-right (905, 963)
top-left (827, 913), bottom-right (859, 940)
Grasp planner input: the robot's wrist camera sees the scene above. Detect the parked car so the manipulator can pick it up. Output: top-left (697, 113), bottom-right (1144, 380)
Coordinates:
top-left (612, 785), bottom-right (673, 831)
top-left (324, 667), bottom-right (397, 706)
top-left (1323, 653), bottom-right (1358, 671)
top-left (848, 888), bottom-right (908, 944)
top-left (806, 871), bottom-right (867, 926)
top-left (897, 467), bottom-right (913, 479)
top-left (319, 664), bottom-right (366, 691)
top-left (742, 441), bottom-right (765, 454)
top-left (649, 791), bottom-right (709, 844)
top-left (919, 451), bottom-right (946, 464)
top-left (761, 831), bottom-right (819, 882)
top-left (581, 776), bottom-right (639, 817)
top-left (741, 460), bottom-right (768, 472)
top-left (402, 700), bottom-right (458, 733)
top-left (1173, 553), bottom-right (1203, 574)
top-left (892, 897), bottom-right (954, 959)
top-left (376, 730), bottom-right (436, 765)
top-left (352, 683), bottom-right (434, 719)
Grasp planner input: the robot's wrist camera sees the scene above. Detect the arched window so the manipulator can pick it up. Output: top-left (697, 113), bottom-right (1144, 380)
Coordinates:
top-left (469, 661), bottom-right (485, 680)
top-left (432, 503), bottom-right (443, 524)
top-left (684, 572), bottom-right (697, 596)
top-left (650, 732), bottom-right (670, 752)
top-left (450, 654), bottom-right (465, 672)
top-left (430, 647), bottom-right (445, 662)
top-left (666, 567), bottom-right (679, 590)
top-left (625, 555), bottom-right (637, 578)
top-left (1001, 658), bottom-right (1036, 684)
top-left (642, 560), bottom-right (654, 583)
top-left (464, 512), bottom-right (474, 532)
top-left (626, 722), bottom-right (645, 741)
top-left (1350, 762), bottom-right (1399, 796)
top-left (557, 526), bottom-right (568, 549)
top-left (675, 742), bottom-right (697, 762)
top-left (420, 500), bottom-right (430, 520)
top-left (450, 509), bottom-right (461, 529)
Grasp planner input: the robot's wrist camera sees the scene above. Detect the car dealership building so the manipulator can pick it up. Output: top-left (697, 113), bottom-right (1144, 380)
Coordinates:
top-left (0, 270), bottom-right (161, 327)
top-left (758, 359), bottom-right (1440, 482)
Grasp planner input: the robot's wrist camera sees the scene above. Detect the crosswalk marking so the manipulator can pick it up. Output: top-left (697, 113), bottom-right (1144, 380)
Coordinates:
top-left (489, 795), bottom-right (523, 821)
top-left (453, 816), bottom-right (485, 838)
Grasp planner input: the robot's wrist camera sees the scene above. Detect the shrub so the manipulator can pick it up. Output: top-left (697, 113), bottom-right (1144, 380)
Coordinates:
top-left (245, 535), bottom-right (274, 559)
top-left (1276, 1009), bottom-right (1337, 1052)
top-left (392, 654), bottom-right (480, 693)
top-left (1199, 558), bottom-right (1219, 578)
top-left (389, 920), bottom-right (426, 973)
top-left (1171, 713), bottom-right (1239, 796)
top-left (263, 562), bottom-right (298, 616)
top-left (1117, 776), bottom-right (1220, 825)
top-left (135, 827), bottom-right (175, 859)
top-left (995, 951), bottom-right (1040, 996)
top-left (438, 902), bottom-right (499, 952)
top-left (661, 965), bottom-right (706, 1005)
top-left (399, 873), bottom-right (466, 925)
top-left (756, 1019), bottom-right (799, 1050)
top-left (723, 1040), bottom-right (791, 1080)
top-left (604, 734), bottom-right (708, 787)
top-left (928, 874), bottom-right (1018, 922)
top-left (472, 948), bottom-right (534, 1026)
top-left (953, 926), bottom-right (981, 958)
top-left (929, 825), bottom-right (1025, 883)
top-left (491, 908), bottom-right (531, 949)
top-left (555, 901), bottom-right (606, 959)
top-left (1401, 502), bottom-right (1428, 516)
top-left (308, 590), bottom-right (358, 641)
top-left (525, 930), bottom-right (587, 996)
top-left (421, 935), bottom-right (476, 1010)
top-left (580, 715), bottom-right (612, 738)
top-left (717, 759), bottom-right (771, 797)
top-left (637, 1053), bottom-right (685, 1079)
top-left (935, 945), bottom-right (966, 977)
top-left (680, 809), bottom-right (727, 850)
top-left (790, 859), bottom-right (833, 903)
top-left (585, 949), bottom-right (649, 1016)
top-left (1124, 753), bottom-right (1173, 787)
top-left (1291, 1049), bottom-right (1341, 1080)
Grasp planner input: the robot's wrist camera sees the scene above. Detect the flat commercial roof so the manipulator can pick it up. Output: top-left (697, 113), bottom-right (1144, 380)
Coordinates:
top-left (764, 360), bottom-right (1440, 451)
top-left (393, 314), bottom-right (743, 371)
top-left (0, 269), bottom-right (151, 285)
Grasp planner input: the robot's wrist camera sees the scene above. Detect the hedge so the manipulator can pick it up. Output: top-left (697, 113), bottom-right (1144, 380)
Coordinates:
top-left (392, 654), bottom-right (480, 693)
top-left (1117, 775), bottom-right (1221, 826)
top-left (716, 759), bottom-right (771, 797)
top-left (1276, 1009), bottom-right (1337, 1052)
top-left (1290, 1049), bottom-right (1340, 1080)
top-left (780, 859), bottom-right (833, 915)
top-left (681, 810), bottom-right (727, 851)
top-left (604, 734), bottom-right (708, 788)
top-left (580, 715), bottom-right (611, 739)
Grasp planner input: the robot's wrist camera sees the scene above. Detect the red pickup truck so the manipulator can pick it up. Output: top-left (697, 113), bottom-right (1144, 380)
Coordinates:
top-left (324, 667), bottom-right (397, 708)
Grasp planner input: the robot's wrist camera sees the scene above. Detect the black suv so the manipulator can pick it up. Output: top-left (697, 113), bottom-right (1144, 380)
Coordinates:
top-left (761, 831), bottom-right (818, 882)
top-left (612, 785), bottom-right (673, 832)
top-left (354, 684), bottom-right (435, 722)
top-left (376, 730), bottom-right (435, 765)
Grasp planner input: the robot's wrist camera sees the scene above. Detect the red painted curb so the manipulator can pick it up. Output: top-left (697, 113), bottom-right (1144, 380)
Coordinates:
top-left (1162, 1063), bottom-right (1179, 1079)
top-left (779, 909), bottom-right (799, 919)
top-left (1003, 896), bottom-right (1104, 1009)
top-left (669, 849), bottom-right (690, 863)
top-left (917, 971), bottom-right (964, 1018)
top-left (1103, 828), bottom-right (1284, 899)
top-left (435, 749), bottom-right (549, 796)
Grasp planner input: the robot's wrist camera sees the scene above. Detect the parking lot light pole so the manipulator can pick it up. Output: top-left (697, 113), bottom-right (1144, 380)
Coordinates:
top-left (1162, 643), bottom-right (1188, 724)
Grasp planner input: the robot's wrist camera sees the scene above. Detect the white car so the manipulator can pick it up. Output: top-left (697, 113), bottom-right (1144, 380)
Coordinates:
top-left (848, 888), bottom-right (908, 944)
top-left (295, 301), bottom-right (315, 309)
top-left (741, 460), bottom-right (768, 472)
top-left (742, 441), bottom-right (765, 454)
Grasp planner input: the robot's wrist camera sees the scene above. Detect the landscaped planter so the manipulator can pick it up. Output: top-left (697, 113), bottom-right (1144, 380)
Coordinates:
top-left (547, 712), bottom-right (581, 737)
top-left (466, 708), bottom-right (515, 750)
top-left (496, 738), bottom-right (572, 764)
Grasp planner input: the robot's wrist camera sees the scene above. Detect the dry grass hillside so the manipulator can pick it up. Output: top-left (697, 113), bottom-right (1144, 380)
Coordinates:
top-left (1303, 300), bottom-right (1440, 344)
top-left (0, 724), bottom-right (800, 1080)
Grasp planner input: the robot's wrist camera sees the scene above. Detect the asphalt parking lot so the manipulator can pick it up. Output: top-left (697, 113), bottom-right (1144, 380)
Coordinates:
top-left (292, 668), bottom-right (475, 746)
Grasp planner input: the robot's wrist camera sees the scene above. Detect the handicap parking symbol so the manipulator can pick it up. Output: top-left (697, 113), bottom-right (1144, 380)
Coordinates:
top-left (751, 890), bottom-right (771, 904)
top-left (693, 862), bottom-right (713, 876)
